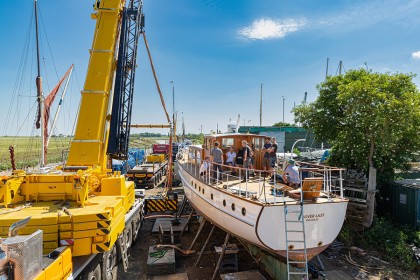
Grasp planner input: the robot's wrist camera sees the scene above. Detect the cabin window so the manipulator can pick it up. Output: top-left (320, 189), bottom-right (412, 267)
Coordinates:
top-left (241, 207), bottom-right (246, 216)
top-left (202, 188), bottom-right (205, 195)
top-left (206, 138), bottom-right (212, 149)
top-left (221, 138), bottom-right (234, 148)
top-left (211, 193), bottom-right (214, 200)
top-left (252, 138), bottom-right (262, 150)
top-left (231, 203), bottom-right (236, 211)
top-left (223, 199), bottom-right (226, 207)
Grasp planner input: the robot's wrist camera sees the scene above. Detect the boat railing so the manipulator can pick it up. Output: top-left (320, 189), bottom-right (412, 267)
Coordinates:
top-left (177, 148), bottom-right (345, 205)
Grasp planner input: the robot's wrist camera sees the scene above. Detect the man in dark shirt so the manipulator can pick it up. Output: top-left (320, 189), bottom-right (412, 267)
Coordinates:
top-left (269, 137), bottom-right (278, 180)
top-left (262, 137), bottom-right (271, 176)
top-left (210, 141), bottom-right (224, 182)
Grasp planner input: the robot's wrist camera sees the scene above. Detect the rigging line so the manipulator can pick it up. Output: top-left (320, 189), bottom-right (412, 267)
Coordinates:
top-left (42, 55), bottom-right (51, 95)
top-left (14, 101), bottom-right (38, 137)
top-left (15, 42), bottom-right (33, 138)
top-left (37, 2), bottom-right (59, 81)
top-left (65, 93), bottom-right (82, 162)
top-left (4, 13), bottom-right (34, 136)
top-left (142, 32), bottom-right (171, 124)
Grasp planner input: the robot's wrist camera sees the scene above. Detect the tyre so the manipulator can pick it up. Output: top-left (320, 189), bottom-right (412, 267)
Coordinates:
top-left (82, 262), bottom-right (101, 280)
top-left (102, 245), bottom-right (117, 280)
top-left (132, 213), bottom-right (140, 242)
top-left (125, 226), bottom-right (133, 250)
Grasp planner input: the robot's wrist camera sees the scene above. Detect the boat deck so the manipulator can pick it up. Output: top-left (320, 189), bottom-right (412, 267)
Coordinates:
top-left (179, 162), bottom-right (343, 205)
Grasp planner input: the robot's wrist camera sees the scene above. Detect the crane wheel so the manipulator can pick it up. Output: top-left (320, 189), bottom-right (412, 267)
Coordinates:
top-left (125, 226), bottom-right (133, 250)
top-left (102, 245), bottom-right (117, 280)
top-left (82, 262), bottom-right (101, 280)
top-left (132, 213), bottom-right (141, 242)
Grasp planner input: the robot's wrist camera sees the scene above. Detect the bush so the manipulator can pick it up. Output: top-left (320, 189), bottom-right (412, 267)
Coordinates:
top-left (340, 217), bottom-right (420, 271)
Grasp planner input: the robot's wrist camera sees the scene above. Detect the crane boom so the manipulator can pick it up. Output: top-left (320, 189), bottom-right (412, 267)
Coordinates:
top-left (108, 0), bottom-right (144, 160)
top-left (66, 0), bottom-right (125, 168)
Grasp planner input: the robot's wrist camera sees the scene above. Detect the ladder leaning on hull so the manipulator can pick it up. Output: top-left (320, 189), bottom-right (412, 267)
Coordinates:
top-left (284, 195), bottom-right (309, 279)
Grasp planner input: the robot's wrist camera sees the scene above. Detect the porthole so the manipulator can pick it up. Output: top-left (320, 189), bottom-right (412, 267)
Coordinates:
top-left (223, 199), bottom-right (226, 207)
top-left (231, 203), bottom-right (235, 211)
top-left (241, 207), bottom-right (246, 216)
top-left (195, 183), bottom-right (197, 189)
top-left (202, 188), bottom-right (205, 195)
top-left (199, 186), bottom-right (201, 192)
top-left (318, 241), bottom-right (323, 247)
top-left (211, 194), bottom-right (214, 200)
top-left (191, 180), bottom-right (193, 187)
top-left (288, 245), bottom-right (294, 250)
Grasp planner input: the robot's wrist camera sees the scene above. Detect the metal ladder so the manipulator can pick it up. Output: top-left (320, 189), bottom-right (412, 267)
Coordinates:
top-left (118, 232), bottom-right (129, 272)
top-left (284, 200), bottom-right (309, 280)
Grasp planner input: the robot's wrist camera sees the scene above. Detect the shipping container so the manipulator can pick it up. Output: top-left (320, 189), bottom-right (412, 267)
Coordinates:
top-left (378, 180), bottom-right (420, 228)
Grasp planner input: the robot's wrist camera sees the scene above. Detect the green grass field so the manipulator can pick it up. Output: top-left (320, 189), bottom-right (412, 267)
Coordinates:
top-left (0, 136), bottom-right (165, 171)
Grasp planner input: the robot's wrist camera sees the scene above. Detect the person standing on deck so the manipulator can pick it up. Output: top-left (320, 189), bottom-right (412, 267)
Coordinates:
top-left (268, 137), bottom-right (278, 181)
top-left (241, 140), bottom-right (252, 182)
top-left (262, 137), bottom-right (271, 177)
top-left (210, 141), bottom-right (224, 182)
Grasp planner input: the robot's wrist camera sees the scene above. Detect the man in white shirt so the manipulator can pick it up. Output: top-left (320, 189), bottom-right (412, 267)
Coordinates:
top-left (282, 159), bottom-right (300, 187)
top-left (226, 146), bottom-right (237, 176)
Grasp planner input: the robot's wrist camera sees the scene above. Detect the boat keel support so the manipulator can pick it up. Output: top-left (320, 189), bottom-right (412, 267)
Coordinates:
top-left (211, 232), bottom-right (231, 280)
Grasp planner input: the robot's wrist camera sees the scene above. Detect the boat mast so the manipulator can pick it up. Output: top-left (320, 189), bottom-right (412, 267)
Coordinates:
top-left (35, 0), bottom-right (45, 167)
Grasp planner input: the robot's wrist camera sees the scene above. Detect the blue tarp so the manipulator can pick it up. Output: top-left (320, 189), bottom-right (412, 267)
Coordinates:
top-left (112, 148), bottom-right (145, 174)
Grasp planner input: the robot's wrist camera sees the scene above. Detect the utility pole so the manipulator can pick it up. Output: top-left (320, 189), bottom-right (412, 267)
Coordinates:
top-left (325, 57), bottom-right (329, 80)
top-left (170, 81), bottom-right (175, 140)
top-left (282, 96), bottom-right (285, 124)
top-left (259, 83), bottom-right (263, 128)
top-left (338, 60), bottom-right (343, 75)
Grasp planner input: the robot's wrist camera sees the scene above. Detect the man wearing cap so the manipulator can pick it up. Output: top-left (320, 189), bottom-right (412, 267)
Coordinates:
top-left (282, 159), bottom-right (300, 187)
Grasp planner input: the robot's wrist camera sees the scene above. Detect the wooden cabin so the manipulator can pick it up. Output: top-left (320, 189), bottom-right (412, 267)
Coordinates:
top-left (193, 133), bottom-right (269, 170)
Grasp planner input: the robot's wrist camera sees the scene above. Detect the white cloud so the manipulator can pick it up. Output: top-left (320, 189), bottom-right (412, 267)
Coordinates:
top-left (412, 51), bottom-right (420, 59)
top-left (238, 18), bottom-right (306, 40)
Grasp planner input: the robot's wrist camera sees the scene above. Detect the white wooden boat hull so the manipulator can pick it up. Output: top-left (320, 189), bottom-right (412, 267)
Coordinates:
top-left (178, 165), bottom-right (348, 259)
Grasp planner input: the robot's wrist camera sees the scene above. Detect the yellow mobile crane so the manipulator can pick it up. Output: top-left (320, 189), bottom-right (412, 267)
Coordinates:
top-left (0, 0), bottom-right (145, 279)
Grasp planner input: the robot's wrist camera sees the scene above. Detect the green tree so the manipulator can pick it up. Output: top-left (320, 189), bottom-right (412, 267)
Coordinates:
top-left (273, 121), bottom-right (294, 127)
top-left (293, 69), bottom-right (420, 179)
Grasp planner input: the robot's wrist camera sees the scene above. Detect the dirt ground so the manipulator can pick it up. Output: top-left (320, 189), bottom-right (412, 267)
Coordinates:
top-left (114, 184), bottom-right (272, 280)
top-left (113, 185), bottom-right (419, 280)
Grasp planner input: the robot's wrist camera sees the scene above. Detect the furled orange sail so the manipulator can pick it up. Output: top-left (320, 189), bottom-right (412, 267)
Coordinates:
top-left (41, 64), bottom-right (74, 163)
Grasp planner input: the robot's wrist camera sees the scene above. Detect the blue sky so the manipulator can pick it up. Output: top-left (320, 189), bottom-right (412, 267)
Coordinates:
top-left (0, 0), bottom-right (420, 136)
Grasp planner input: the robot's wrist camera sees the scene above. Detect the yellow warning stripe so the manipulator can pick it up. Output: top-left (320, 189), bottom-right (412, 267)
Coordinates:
top-left (92, 211), bottom-right (125, 253)
top-left (146, 199), bottom-right (167, 212)
top-left (166, 199), bottom-right (178, 211)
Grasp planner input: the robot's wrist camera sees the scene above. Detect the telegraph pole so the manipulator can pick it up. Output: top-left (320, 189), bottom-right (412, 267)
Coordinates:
top-left (282, 96), bottom-right (285, 124)
top-left (259, 83), bottom-right (263, 127)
